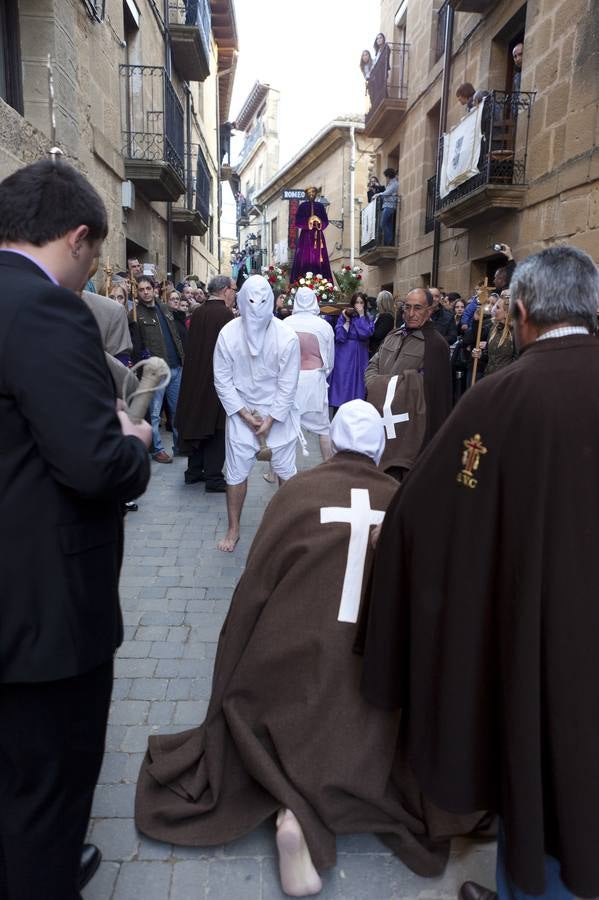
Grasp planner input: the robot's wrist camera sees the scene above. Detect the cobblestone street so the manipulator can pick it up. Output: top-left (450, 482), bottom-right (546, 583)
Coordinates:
top-left (83, 437), bottom-right (495, 900)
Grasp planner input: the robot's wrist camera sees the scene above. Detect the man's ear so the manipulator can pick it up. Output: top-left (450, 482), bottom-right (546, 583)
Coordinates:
top-left (513, 298), bottom-right (527, 323)
top-left (67, 225), bottom-right (90, 256)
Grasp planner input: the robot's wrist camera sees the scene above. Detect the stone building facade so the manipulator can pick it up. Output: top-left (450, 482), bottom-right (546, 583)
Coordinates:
top-left (365, 0), bottom-right (598, 298)
top-left (231, 81), bottom-right (280, 267)
top-left (251, 117), bottom-right (375, 282)
top-left (0, 0), bottom-right (237, 286)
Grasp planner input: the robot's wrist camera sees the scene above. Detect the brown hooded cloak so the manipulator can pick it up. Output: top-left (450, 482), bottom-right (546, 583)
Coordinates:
top-left (175, 297), bottom-right (234, 451)
top-left (136, 451), bottom-right (487, 874)
top-left (362, 335), bottom-right (599, 897)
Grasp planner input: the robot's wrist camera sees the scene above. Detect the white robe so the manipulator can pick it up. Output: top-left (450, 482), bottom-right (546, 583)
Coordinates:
top-left (213, 317), bottom-right (301, 451)
top-left (284, 314), bottom-right (334, 415)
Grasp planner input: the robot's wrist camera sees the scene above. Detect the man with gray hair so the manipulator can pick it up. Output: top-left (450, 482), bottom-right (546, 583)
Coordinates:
top-left (176, 274), bottom-right (236, 490)
top-left (362, 245), bottom-right (599, 900)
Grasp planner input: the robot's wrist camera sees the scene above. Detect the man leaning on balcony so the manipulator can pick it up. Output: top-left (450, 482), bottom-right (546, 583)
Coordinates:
top-left (378, 168), bottom-right (398, 246)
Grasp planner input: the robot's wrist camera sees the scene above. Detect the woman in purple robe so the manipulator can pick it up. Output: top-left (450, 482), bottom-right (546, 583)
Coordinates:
top-left (328, 293), bottom-right (374, 410)
top-left (290, 186), bottom-right (333, 282)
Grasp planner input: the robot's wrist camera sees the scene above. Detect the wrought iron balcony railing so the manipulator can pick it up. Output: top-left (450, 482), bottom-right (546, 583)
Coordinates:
top-left (236, 120), bottom-right (265, 168)
top-left (168, 0), bottom-right (211, 82)
top-left (173, 142), bottom-right (212, 235)
top-left (120, 65), bottom-right (185, 199)
top-left (365, 43), bottom-right (409, 137)
top-left (436, 90), bottom-right (535, 216)
top-left (360, 193), bottom-right (401, 257)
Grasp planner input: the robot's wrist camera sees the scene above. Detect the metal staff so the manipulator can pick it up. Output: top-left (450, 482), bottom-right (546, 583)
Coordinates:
top-left (471, 277), bottom-right (490, 386)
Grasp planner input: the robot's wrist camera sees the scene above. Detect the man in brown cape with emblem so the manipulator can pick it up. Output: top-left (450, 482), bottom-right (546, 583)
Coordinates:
top-left (365, 287), bottom-right (451, 479)
top-left (361, 246), bottom-right (599, 900)
top-left (136, 400), bottom-right (488, 897)
top-left (175, 274), bottom-right (236, 491)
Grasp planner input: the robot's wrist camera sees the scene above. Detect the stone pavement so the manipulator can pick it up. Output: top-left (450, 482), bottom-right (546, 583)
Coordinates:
top-left (83, 434), bottom-right (495, 900)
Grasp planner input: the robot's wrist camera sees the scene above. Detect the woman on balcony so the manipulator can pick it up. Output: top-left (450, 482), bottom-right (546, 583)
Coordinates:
top-left (359, 49), bottom-right (374, 83)
top-left (328, 293), bottom-right (374, 412)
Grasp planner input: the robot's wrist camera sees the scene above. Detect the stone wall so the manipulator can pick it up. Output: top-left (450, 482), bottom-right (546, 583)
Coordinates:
top-left (370, 0), bottom-right (599, 298)
top-left (2, 0), bottom-right (226, 282)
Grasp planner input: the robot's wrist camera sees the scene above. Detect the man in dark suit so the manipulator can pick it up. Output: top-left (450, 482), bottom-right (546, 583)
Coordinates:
top-left (0, 159), bottom-right (151, 899)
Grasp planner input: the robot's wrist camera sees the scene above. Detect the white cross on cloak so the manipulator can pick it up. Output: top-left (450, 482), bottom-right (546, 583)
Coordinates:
top-left (381, 375), bottom-right (409, 440)
top-left (320, 488), bottom-right (385, 624)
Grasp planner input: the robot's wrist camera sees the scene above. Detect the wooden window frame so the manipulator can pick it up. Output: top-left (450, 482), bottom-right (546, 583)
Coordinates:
top-left (0, 0), bottom-right (23, 114)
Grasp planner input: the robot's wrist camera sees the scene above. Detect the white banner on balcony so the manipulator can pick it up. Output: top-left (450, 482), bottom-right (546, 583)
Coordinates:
top-left (439, 101), bottom-right (486, 199)
top-left (361, 198), bottom-right (377, 246)
top-left (274, 240), bottom-right (288, 265)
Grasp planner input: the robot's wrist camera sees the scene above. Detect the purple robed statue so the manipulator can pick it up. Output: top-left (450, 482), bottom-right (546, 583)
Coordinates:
top-left (290, 186), bottom-right (333, 282)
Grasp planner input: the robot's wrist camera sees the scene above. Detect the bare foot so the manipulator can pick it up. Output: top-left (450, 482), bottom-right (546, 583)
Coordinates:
top-left (276, 809), bottom-right (322, 897)
top-left (217, 529), bottom-right (239, 552)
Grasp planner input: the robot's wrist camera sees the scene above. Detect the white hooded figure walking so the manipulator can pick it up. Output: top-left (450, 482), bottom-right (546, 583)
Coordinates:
top-left (213, 275), bottom-right (301, 551)
top-left (284, 286), bottom-right (335, 461)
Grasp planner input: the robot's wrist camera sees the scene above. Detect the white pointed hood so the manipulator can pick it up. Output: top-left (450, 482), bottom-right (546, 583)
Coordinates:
top-left (292, 286), bottom-right (320, 316)
top-left (237, 275), bottom-right (275, 356)
top-left (330, 400), bottom-right (385, 465)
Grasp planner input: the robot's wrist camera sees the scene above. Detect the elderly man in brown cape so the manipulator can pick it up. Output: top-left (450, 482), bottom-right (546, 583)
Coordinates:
top-left (175, 274), bottom-right (236, 491)
top-left (136, 400), bottom-right (488, 897)
top-left (362, 246), bottom-right (599, 900)
top-left (365, 287), bottom-right (451, 480)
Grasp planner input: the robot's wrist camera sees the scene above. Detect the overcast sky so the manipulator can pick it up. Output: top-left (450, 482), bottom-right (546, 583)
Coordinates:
top-left (221, 0), bottom-right (381, 237)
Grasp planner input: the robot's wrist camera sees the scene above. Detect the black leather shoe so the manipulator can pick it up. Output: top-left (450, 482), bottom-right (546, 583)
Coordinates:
top-left (125, 501), bottom-right (138, 512)
top-left (459, 881), bottom-right (498, 900)
top-left (205, 481), bottom-right (227, 493)
top-left (184, 472), bottom-right (206, 484)
top-left (79, 843), bottom-right (102, 890)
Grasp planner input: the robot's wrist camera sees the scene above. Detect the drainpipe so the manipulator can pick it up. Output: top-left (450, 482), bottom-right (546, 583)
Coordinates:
top-left (349, 125), bottom-right (356, 266)
top-left (216, 59), bottom-right (238, 274)
top-left (185, 84), bottom-right (193, 276)
top-left (164, 0), bottom-right (173, 278)
top-left (431, 2), bottom-right (454, 285)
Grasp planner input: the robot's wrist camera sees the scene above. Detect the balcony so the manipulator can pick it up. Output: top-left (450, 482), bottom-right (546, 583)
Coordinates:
top-left (236, 119), bottom-right (265, 168)
top-left (435, 91), bottom-right (534, 228)
top-left (365, 42), bottom-right (409, 138)
top-left (120, 65), bottom-right (186, 201)
top-left (173, 143), bottom-right (211, 236)
top-left (448, 0), bottom-right (494, 12)
top-left (359, 195), bottom-right (401, 265)
top-left (168, 0), bottom-right (211, 82)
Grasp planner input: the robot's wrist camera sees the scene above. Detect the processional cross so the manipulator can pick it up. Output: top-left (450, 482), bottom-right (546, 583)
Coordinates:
top-left (320, 488), bottom-right (385, 624)
top-left (381, 375), bottom-right (409, 439)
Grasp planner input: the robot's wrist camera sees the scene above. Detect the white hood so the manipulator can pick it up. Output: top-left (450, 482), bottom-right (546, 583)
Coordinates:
top-left (292, 286), bottom-right (320, 316)
top-left (237, 275), bottom-right (275, 356)
top-left (330, 400), bottom-right (385, 465)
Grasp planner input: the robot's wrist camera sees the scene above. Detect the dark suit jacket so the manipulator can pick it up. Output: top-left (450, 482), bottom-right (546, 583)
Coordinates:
top-left (0, 251), bottom-right (150, 683)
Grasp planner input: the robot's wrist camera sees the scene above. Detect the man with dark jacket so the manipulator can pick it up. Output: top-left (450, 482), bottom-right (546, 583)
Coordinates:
top-left (134, 276), bottom-right (185, 462)
top-left (0, 159), bottom-right (151, 899)
top-left (430, 286), bottom-right (457, 344)
top-left (176, 275), bottom-right (236, 491)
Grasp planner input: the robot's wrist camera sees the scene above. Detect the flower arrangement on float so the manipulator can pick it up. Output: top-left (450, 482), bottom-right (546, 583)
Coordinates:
top-left (261, 264), bottom-right (290, 295)
top-left (289, 272), bottom-right (341, 306)
top-left (333, 264), bottom-right (363, 297)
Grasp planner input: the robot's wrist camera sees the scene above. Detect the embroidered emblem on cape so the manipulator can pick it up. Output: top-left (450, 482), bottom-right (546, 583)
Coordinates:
top-left (457, 433), bottom-right (487, 489)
